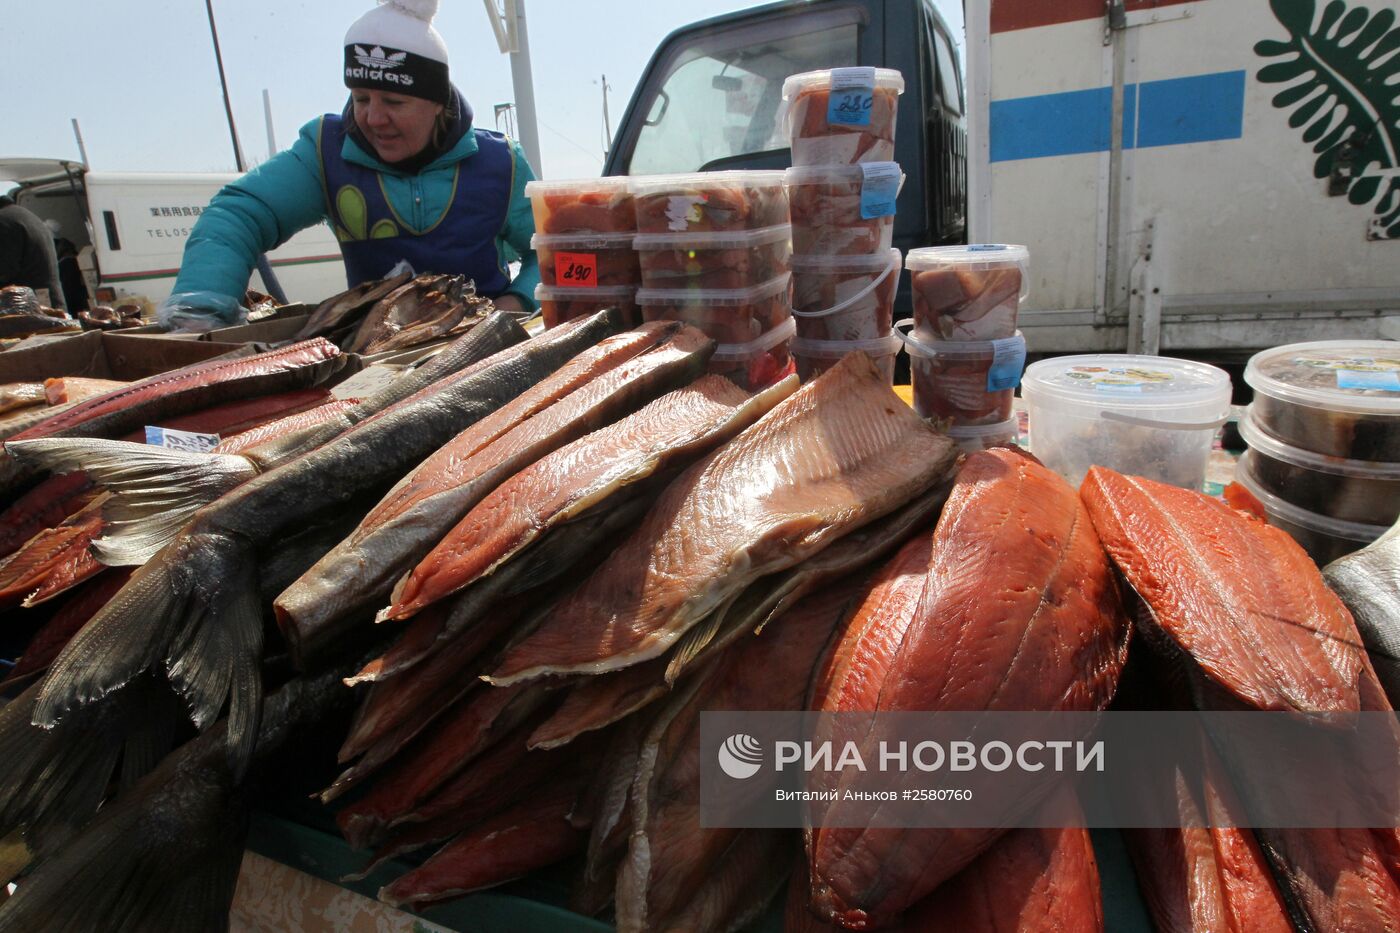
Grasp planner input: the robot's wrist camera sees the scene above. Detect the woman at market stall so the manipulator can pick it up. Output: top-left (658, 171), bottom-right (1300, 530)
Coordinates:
top-left (159, 0), bottom-right (538, 331)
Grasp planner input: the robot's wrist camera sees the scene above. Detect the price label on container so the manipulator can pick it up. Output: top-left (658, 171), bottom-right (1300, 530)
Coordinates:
top-left (827, 67), bottom-right (876, 126)
top-left (145, 425), bottom-right (220, 453)
top-left (986, 337), bottom-right (1027, 392)
top-left (556, 252), bottom-right (599, 287)
top-left (860, 163), bottom-right (901, 219)
top-left (1337, 369), bottom-right (1400, 391)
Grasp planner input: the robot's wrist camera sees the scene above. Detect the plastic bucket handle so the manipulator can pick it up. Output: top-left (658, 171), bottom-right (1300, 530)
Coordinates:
top-left (791, 252), bottom-right (900, 320)
top-left (1097, 411), bottom-right (1230, 432)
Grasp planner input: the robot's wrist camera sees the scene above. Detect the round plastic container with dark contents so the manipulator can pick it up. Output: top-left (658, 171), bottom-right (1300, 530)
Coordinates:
top-left (708, 318), bottom-right (797, 392)
top-left (633, 225), bottom-right (791, 290)
top-left (525, 177), bottom-right (634, 235)
top-left (906, 244), bottom-right (1029, 341)
top-left (791, 249), bottom-right (901, 341)
top-left (532, 232), bottom-right (640, 288)
top-left (947, 418), bottom-right (1020, 454)
top-left (782, 67), bottom-right (906, 166)
top-left (902, 328), bottom-right (1026, 426)
top-left (784, 163), bottom-right (903, 256)
top-left (1233, 459), bottom-right (1387, 564)
top-left (791, 333), bottom-right (902, 385)
top-left (637, 273), bottom-right (792, 346)
top-left (534, 283), bottom-right (639, 330)
top-left (629, 171), bottom-right (789, 235)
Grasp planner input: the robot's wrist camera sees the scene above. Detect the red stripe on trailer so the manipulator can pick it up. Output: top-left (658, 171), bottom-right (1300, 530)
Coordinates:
top-left (992, 0), bottom-right (1195, 34)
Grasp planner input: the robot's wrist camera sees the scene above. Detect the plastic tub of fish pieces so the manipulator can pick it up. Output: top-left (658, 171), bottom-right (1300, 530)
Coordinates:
top-left (906, 244), bottom-right (1029, 341)
top-left (782, 67), bottom-right (906, 165)
top-left (902, 327), bottom-right (1026, 428)
top-left (1020, 354), bottom-right (1232, 490)
top-left (709, 317), bottom-right (797, 391)
top-left (629, 171), bottom-right (790, 235)
top-left (791, 249), bottom-right (901, 341)
top-left (533, 232), bottom-right (640, 288)
top-left (637, 273), bottom-right (792, 345)
top-left (525, 177), bottom-right (635, 235)
top-left (784, 163), bottom-right (903, 256)
top-left (633, 225), bottom-right (791, 290)
top-left (791, 333), bottom-right (902, 385)
top-left (1233, 459), bottom-right (1387, 564)
top-left (1238, 407), bottom-right (1400, 526)
top-left (1244, 340), bottom-right (1400, 462)
top-left (534, 283), bottom-right (639, 330)
top-left (947, 418), bottom-right (1020, 454)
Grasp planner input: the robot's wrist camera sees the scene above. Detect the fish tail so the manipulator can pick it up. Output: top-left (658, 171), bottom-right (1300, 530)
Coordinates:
top-left (4, 437), bottom-right (258, 566)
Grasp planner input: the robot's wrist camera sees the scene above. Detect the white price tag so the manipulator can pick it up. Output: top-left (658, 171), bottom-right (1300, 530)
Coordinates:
top-left (145, 426), bottom-right (220, 452)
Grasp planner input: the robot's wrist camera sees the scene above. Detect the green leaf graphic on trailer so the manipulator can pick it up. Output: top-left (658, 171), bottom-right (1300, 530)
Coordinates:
top-left (1255, 0), bottom-right (1400, 239)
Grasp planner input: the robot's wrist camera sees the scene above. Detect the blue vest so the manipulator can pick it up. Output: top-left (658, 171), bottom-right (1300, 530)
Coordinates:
top-left (318, 115), bottom-right (513, 295)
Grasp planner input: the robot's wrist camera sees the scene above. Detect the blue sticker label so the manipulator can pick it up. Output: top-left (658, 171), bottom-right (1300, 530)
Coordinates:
top-left (860, 163), bottom-right (901, 219)
top-left (1337, 370), bottom-right (1400, 391)
top-left (145, 425), bottom-right (220, 452)
top-left (827, 67), bottom-right (876, 126)
top-left (968, 244), bottom-right (1009, 252)
top-left (986, 336), bottom-right (1026, 392)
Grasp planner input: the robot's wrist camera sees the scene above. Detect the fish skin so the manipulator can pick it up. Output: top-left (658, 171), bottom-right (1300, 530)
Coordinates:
top-left (655, 830), bottom-right (793, 933)
top-left (1324, 519), bottom-right (1400, 708)
top-left (0, 398), bottom-right (85, 444)
top-left (488, 351), bottom-right (958, 686)
top-left (0, 471), bottom-right (96, 560)
top-left (0, 570), bottom-right (133, 691)
top-left (212, 397), bottom-right (362, 455)
top-left (344, 274), bottom-right (462, 354)
top-left (392, 373), bottom-right (796, 627)
top-left (295, 271), bottom-right (413, 340)
top-left (0, 384), bottom-right (46, 416)
top-left (277, 321), bottom-right (697, 651)
top-left (42, 377), bottom-right (127, 407)
top-left (809, 449), bottom-right (1130, 930)
top-left (361, 282), bottom-right (491, 355)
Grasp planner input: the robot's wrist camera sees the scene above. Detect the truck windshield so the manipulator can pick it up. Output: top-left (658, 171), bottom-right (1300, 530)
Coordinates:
top-left (629, 12), bottom-right (860, 174)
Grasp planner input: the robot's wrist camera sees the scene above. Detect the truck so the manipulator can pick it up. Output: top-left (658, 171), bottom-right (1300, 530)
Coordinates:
top-left (0, 159), bottom-right (345, 309)
top-left (607, 0), bottom-right (1398, 355)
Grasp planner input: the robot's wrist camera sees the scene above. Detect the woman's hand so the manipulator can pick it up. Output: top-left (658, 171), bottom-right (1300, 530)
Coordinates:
top-left (492, 292), bottom-right (529, 315)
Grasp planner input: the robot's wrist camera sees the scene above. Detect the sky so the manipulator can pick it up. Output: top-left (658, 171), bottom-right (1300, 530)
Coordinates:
top-left (4, 0), bottom-right (963, 181)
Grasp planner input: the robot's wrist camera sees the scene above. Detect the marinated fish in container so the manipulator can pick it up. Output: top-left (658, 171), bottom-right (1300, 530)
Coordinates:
top-left (792, 334), bottom-right (901, 384)
top-left (791, 249), bottom-right (901, 341)
top-left (782, 67), bottom-right (905, 165)
top-left (785, 163), bottom-right (902, 256)
top-left (634, 225), bottom-right (791, 290)
top-left (533, 232), bottom-right (640, 288)
top-left (1244, 339), bottom-right (1400, 462)
top-left (707, 318), bottom-right (796, 391)
top-left (638, 273), bottom-right (791, 345)
top-left (536, 283), bottom-right (639, 329)
top-left (1231, 461), bottom-right (1386, 564)
top-left (907, 244), bottom-right (1028, 341)
top-left (904, 329), bottom-right (1026, 426)
top-left (630, 171), bottom-right (788, 235)
top-left (525, 177), bottom-right (634, 235)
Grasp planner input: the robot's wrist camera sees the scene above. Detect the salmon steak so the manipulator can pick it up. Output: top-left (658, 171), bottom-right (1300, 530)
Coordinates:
top-left (487, 351), bottom-right (957, 685)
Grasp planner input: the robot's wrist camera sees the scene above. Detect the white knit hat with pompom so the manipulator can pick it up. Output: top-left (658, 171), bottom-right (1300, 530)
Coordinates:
top-left (344, 0), bottom-right (450, 104)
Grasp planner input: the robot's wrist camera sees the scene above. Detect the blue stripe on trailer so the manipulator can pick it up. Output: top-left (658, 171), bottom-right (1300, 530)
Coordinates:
top-left (990, 70), bottom-right (1245, 162)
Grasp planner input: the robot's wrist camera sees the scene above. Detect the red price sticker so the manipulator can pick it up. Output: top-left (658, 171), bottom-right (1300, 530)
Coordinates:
top-left (555, 252), bottom-right (599, 287)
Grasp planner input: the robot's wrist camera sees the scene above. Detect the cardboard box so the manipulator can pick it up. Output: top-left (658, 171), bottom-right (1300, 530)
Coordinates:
top-left (202, 314), bottom-right (312, 345)
top-left (0, 331), bottom-right (244, 383)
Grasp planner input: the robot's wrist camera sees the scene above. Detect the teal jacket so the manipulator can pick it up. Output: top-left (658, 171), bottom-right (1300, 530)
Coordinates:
top-left (173, 115), bottom-right (539, 309)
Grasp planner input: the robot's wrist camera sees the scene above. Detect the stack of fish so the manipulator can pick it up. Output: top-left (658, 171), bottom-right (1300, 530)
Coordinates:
top-left (294, 271), bottom-right (501, 357)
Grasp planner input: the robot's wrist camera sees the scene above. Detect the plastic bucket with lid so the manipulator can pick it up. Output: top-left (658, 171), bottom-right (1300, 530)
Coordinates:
top-left (1020, 354), bottom-right (1232, 490)
top-left (525, 177), bottom-right (634, 235)
top-left (784, 163), bottom-right (904, 256)
top-left (629, 171), bottom-right (789, 234)
top-left (709, 317), bottom-right (797, 391)
top-left (1238, 406), bottom-right (1400, 525)
top-left (900, 325), bottom-right (1027, 427)
top-left (1233, 459), bottom-right (1387, 564)
top-left (782, 67), bottom-right (906, 165)
top-left (534, 283), bottom-right (638, 330)
top-left (947, 418), bottom-right (1020, 454)
top-left (637, 273), bottom-right (792, 345)
top-left (633, 225), bottom-right (791, 290)
top-left (1244, 340), bottom-right (1400, 462)
top-left (532, 232), bottom-right (640, 288)
top-left (791, 333), bottom-right (902, 384)
top-left (906, 244), bottom-right (1029, 341)
top-left (791, 249), bottom-right (901, 341)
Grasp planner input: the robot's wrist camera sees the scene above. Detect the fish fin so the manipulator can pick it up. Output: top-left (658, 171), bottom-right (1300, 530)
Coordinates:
top-left (664, 607), bottom-right (729, 686)
top-left (118, 683), bottom-right (186, 789)
top-left (5, 437), bottom-right (257, 566)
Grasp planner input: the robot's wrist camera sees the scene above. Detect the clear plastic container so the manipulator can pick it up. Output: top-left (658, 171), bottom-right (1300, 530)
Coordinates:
top-left (906, 244), bottom-right (1030, 341)
top-left (525, 177), bottom-right (634, 235)
top-left (532, 232), bottom-right (640, 288)
top-left (784, 163), bottom-right (903, 256)
top-left (791, 333), bottom-right (902, 384)
top-left (1244, 340), bottom-right (1400, 462)
top-left (629, 171), bottom-right (789, 234)
top-left (902, 327), bottom-right (1026, 427)
top-left (709, 318), bottom-right (797, 391)
top-left (791, 249), bottom-right (901, 341)
top-left (947, 419), bottom-right (1020, 454)
top-left (1238, 407), bottom-right (1400, 525)
top-left (1233, 460), bottom-right (1387, 564)
top-left (534, 283), bottom-right (639, 330)
top-left (1021, 354), bottom-right (1233, 490)
top-left (633, 225), bottom-right (791, 290)
top-left (637, 273), bottom-right (792, 345)
top-left (782, 67), bottom-right (906, 166)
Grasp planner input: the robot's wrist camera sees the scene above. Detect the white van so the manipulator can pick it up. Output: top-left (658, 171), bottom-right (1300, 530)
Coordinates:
top-left (2, 159), bottom-right (346, 308)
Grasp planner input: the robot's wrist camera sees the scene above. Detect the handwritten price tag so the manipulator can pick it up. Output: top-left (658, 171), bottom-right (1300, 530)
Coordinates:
top-left (555, 252), bottom-right (599, 288)
top-left (827, 67), bottom-right (876, 126)
top-left (145, 425), bottom-right (220, 452)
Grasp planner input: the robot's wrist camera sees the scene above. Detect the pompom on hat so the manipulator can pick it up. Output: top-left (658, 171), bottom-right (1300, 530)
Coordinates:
top-left (344, 0), bottom-right (450, 105)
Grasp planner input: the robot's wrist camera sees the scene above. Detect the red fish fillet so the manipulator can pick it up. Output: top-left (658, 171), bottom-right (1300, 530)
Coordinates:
top-left (212, 398), bottom-right (361, 454)
top-left (0, 569), bottom-right (133, 690)
top-left (0, 499), bottom-right (107, 607)
top-left (0, 472), bottom-right (97, 560)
